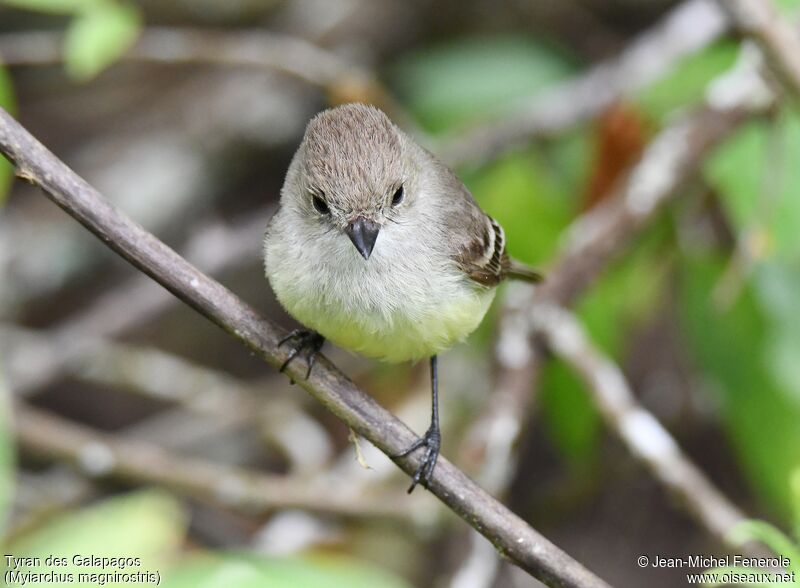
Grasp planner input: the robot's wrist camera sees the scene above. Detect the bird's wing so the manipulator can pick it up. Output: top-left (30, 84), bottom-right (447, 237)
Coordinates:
top-left (453, 214), bottom-right (543, 286)
top-left (417, 145), bottom-right (543, 287)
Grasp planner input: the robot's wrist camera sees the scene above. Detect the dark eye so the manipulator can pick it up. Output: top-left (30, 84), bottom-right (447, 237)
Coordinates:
top-left (391, 185), bottom-right (404, 207)
top-left (312, 194), bottom-right (330, 215)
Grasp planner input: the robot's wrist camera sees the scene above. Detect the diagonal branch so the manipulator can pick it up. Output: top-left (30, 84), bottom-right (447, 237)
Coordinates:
top-left (0, 107), bottom-right (610, 588)
top-left (717, 0), bottom-right (800, 99)
top-left (455, 44), bottom-right (777, 576)
top-left (530, 303), bottom-right (751, 551)
top-left (16, 404), bottom-right (407, 520)
top-left (439, 0), bottom-right (730, 167)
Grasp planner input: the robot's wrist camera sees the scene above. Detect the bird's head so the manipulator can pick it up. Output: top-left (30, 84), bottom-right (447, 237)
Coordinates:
top-left (282, 103), bottom-right (417, 260)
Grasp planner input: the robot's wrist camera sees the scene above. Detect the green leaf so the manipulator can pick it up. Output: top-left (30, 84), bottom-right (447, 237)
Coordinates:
top-left (162, 553), bottom-right (412, 588)
top-left (753, 263), bottom-right (800, 409)
top-left (540, 228), bottom-right (668, 462)
top-left (540, 360), bottom-right (602, 462)
top-left (728, 520), bottom-right (800, 574)
top-left (63, 2), bottom-right (141, 81)
top-left (392, 36), bottom-right (575, 133)
top-left (637, 41), bottom-right (738, 122)
top-left (0, 65), bottom-right (15, 206)
top-left (775, 0), bottom-right (800, 14)
top-left (464, 136), bottom-right (586, 263)
top-left (8, 491), bottom-right (186, 586)
top-left (678, 253), bottom-right (800, 515)
top-left (0, 0), bottom-right (100, 13)
top-left (705, 109), bottom-right (800, 260)
top-left (792, 469), bottom-right (800, 542)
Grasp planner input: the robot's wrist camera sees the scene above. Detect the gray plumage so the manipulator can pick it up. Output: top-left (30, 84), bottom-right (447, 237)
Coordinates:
top-left (264, 103), bottom-right (541, 364)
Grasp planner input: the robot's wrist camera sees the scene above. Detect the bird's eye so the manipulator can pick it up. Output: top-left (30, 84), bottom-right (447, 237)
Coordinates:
top-left (391, 185), bottom-right (405, 207)
top-left (312, 194), bottom-right (330, 215)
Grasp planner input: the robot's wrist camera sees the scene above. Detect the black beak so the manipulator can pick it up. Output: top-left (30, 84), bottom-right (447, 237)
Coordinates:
top-left (345, 217), bottom-right (380, 260)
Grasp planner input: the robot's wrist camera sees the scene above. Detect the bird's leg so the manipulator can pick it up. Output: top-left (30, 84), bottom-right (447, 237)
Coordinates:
top-left (395, 355), bottom-right (441, 493)
top-left (278, 329), bottom-right (325, 380)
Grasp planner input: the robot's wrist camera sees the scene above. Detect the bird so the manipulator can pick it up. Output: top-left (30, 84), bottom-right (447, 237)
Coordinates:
top-left (264, 103), bottom-right (542, 492)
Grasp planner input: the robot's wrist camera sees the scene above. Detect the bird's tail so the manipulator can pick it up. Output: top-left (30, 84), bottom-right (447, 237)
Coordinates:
top-left (506, 258), bottom-right (544, 283)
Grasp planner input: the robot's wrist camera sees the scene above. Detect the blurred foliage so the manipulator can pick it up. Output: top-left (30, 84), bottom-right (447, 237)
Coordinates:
top-left (163, 553), bottom-right (411, 588)
top-left (5, 0), bottom-right (800, 582)
top-left (636, 41), bottom-right (738, 122)
top-left (0, 65), bottom-right (14, 205)
top-left (679, 254), bottom-right (800, 516)
top-left (4, 490), bottom-right (408, 588)
top-left (542, 227), bottom-right (670, 462)
top-left (395, 32), bottom-right (800, 521)
top-left (63, 1), bottom-right (140, 80)
top-left (689, 100), bottom-right (800, 516)
top-left (391, 36), bottom-right (575, 134)
top-left (707, 110), bottom-right (800, 259)
top-left (1, 0), bottom-right (141, 80)
top-left (8, 491), bottom-right (186, 584)
top-left (705, 472), bottom-right (800, 586)
top-left (395, 34), bottom-right (676, 467)
top-left (2, 0), bottom-right (99, 11)
top-left (633, 37), bottom-right (800, 517)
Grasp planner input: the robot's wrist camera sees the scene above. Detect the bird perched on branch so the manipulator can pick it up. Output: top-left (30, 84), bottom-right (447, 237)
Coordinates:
top-left (264, 103), bottom-right (542, 492)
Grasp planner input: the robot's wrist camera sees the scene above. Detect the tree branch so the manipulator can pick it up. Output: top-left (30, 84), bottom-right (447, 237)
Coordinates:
top-left (506, 42), bottom-right (775, 549)
top-left (717, 0), bottom-right (800, 99)
top-left (0, 107), bottom-right (610, 588)
top-left (0, 28), bottom-right (359, 88)
top-left (439, 0), bottom-right (730, 167)
top-left (0, 27), bottom-right (422, 137)
top-left (530, 304), bottom-right (751, 551)
top-left (16, 404), bottom-right (407, 520)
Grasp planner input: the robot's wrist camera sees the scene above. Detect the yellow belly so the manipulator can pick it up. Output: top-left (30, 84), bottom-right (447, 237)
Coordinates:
top-left (279, 284), bottom-right (496, 363)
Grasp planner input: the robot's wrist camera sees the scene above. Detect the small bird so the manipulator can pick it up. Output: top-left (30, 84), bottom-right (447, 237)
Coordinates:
top-left (264, 103), bottom-right (541, 492)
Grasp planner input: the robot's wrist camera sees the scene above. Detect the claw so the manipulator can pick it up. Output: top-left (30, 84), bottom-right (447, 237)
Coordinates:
top-left (394, 426), bottom-right (441, 493)
top-left (278, 329), bottom-right (325, 380)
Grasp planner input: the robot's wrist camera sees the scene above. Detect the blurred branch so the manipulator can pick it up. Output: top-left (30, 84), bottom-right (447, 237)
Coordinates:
top-left (440, 0), bottom-right (730, 167)
top-left (450, 42), bottom-right (778, 586)
top-left (0, 27), bottom-right (415, 130)
top-left (459, 286), bottom-right (543, 495)
top-left (537, 46), bottom-right (774, 307)
top-left (0, 108), bottom-right (610, 588)
top-left (2, 324), bottom-right (337, 471)
top-left (452, 291), bottom-right (544, 588)
top-left (0, 28), bottom-right (355, 87)
top-left (530, 304), bottom-right (749, 551)
top-left (15, 404), bottom-right (403, 520)
top-left (718, 0), bottom-right (800, 99)
top-left (0, 72), bottom-right (307, 313)
top-left (525, 36), bottom-right (774, 545)
top-left (8, 210), bottom-right (266, 396)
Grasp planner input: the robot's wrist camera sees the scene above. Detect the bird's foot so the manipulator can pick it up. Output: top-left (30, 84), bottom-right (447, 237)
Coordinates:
top-left (279, 329), bottom-right (325, 380)
top-left (394, 426), bottom-right (441, 493)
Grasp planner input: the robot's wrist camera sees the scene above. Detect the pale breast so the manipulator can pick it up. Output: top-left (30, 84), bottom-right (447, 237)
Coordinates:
top-left (265, 219), bottom-right (496, 363)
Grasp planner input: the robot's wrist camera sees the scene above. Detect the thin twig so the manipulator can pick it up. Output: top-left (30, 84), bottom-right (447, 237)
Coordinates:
top-left (459, 285), bottom-right (543, 494)
top-left (451, 44), bottom-right (777, 585)
top-left (2, 324), bottom-right (336, 472)
top-left (15, 404), bottom-right (405, 520)
top-left (718, 0), bottom-right (800, 99)
top-left (0, 107), bottom-right (611, 588)
top-left (439, 0), bottom-right (730, 167)
top-left (8, 210), bottom-right (266, 396)
top-left (0, 27), bottom-right (420, 135)
top-left (522, 44), bottom-right (773, 544)
top-left (537, 49), bottom-right (774, 308)
top-left (0, 28), bottom-right (358, 87)
top-left (530, 304), bottom-right (750, 550)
